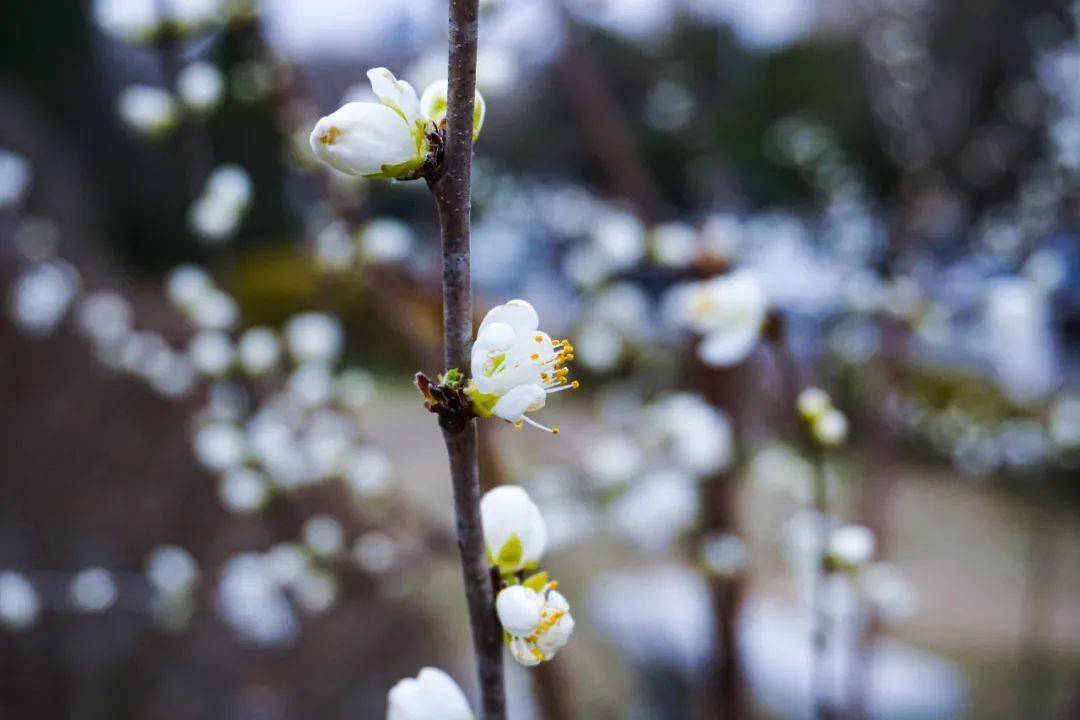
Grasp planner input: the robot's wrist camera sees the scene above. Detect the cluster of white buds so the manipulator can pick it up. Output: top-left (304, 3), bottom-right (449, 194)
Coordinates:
top-left (480, 486), bottom-right (575, 667)
top-left (665, 270), bottom-right (768, 367)
top-left (386, 667), bottom-right (474, 720)
top-left (309, 67), bottom-right (485, 180)
top-left (797, 386), bottom-right (849, 446)
top-left (467, 299), bottom-right (578, 434)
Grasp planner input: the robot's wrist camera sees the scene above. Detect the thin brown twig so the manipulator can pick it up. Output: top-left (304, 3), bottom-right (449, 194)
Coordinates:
top-left (426, 0), bottom-right (506, 716)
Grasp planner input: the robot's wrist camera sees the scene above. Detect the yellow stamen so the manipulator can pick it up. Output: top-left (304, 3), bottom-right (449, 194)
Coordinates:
top-left (552, 426), bottom-right (560, 435)
top-left (319, 126), bottom-right (341, 145)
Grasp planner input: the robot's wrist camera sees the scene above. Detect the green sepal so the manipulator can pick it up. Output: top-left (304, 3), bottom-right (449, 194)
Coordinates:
top-left (439, 368), bottom-right (464, 388)
top-left (522, 571), bottom-right (549, 592)
top-left (503, 628), bottom-right (512, 647)
top-left (466, 380), bottom-right (500, 419)
top-left (364, 154), bottom-right (424, 181)
top-left (494, 533), bottom-right (523, 572)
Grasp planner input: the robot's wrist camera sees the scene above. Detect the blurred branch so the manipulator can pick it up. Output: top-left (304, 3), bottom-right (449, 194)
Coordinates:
top-left (554, 5), bottom-right (664, 224)
top-left (426, 0), bottom-right (506, 717)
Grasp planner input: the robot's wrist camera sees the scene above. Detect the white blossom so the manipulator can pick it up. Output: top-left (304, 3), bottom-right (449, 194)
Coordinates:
top-left (189, 164), bottom-right (253, 243)
top-left (480, 486), bottom-right (547, 573)
top-left (146, 545), bottom-right (199, 596)
top-left (496, 583), bottom-right (575, 667)
top-left (352, 532), bottom-right (398, 574)
top-left (302, 514), bottom-right (345, 558)
top-left (387, 667), bottom-right (474, 720)
top-left (468, 299), bottom-right (577, 433)
top-left (610, 469), bottom-right (698, 553)
top-left (700, 533), bottom-right (749, 578)
top-left (310, 68), bottom-right (426, 179)
top-left (216, 553), bottom-right (297, 646)
top-left (118, 86), bottom-right (178, 138)
top-left (7, 261), bottom-right (80, 337)
top-left (827, 524), bottom-right (876, 569)
top-left (650, 221), bottom-right (699, 268)
top-left (667, 270), bottom-right (767, 367)
top-left (1049, 394), bottom-right (1080, 448)
top-left (70, 567), bottom-right (118, 613)
top-left (237, 326), bottom-right (281, 376)
top-left (76, 291), bottom-right (133, 347)
top-left (193, 421), bottom-right (247, 472)
top-left (0, 572), bottom-right (41, 630)
top-left (219, 467), bottom-right (270, 514)
top-left (644, 393), bottom-right (733, 476)
top-left (188, 330), bottom-right (235, 376)
top-left (360, 218), bottom-right (415, 264)
top-left (310, 68), bottom-right (486, 180)
top-left (0, 149), bottom-right (32, 208)
top-left (814, 408), bottom-right (849, 446)
top-left (344, 445), bottom-right (394, 498)
top-left (285, 312), bottom-right (343, 364)
top-left (177, 61), bottom-right (225, 114)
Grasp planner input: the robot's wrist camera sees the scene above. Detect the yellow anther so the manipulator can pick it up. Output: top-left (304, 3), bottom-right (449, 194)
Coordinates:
top-left (552, 426), bottom-right (560, 435)
top-left (570, 381), bottom-right (580, 389)
top-left (531, 353), bottom-right (539, 360)
top-left (319, 126), bottom-right (341, 145)
top-left (535, 335), bottom-right (543, 342)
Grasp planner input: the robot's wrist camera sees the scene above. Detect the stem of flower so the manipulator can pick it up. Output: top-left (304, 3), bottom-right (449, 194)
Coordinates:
top-left (427, 0), bottom-right (507, 717)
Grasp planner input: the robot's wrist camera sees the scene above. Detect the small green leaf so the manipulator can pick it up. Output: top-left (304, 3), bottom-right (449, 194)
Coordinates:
top-left (523, 571), bottom-right (549, 592)
top-left (439, 368), bottom-right (463, 387)
top-left (495, 534), bottom-right (523, 571)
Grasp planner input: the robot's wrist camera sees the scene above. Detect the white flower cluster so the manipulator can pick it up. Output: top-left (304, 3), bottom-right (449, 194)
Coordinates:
top-left (387, 667), bottom-right (474, 720)
top-left (116, 61), bottom-right (227, 139)
top-left (467, 299), bottom-right (578, 434)
top-left (481, 486), bottom-right (576, 667)
top-left (93, 0), bottom-right (244, 45)
top-left (310, 68), bottom-right (485, 180)
top-left (188, 164), bottom-right (254, 244)
top-left (581, 393), bottom-right (734, 554)
top-left (313, 217), bottom-right (416, 272)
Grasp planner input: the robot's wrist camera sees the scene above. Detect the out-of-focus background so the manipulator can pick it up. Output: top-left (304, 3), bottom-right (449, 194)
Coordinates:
top-left (1, 0), bottom-right (1079, 718)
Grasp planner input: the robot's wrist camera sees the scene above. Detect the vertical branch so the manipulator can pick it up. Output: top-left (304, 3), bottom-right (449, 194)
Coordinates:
top-left (809, 446), bottom-right (834, 720)
top-left (427, 1), bottom-right (506, 718)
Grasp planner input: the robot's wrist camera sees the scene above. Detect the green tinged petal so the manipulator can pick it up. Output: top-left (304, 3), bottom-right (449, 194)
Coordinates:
top-left (495, 533), bottom-right (523, 572)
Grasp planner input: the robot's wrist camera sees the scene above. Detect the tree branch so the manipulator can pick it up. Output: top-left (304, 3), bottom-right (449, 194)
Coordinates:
top-left (427, 0), bottom-right (506, 717)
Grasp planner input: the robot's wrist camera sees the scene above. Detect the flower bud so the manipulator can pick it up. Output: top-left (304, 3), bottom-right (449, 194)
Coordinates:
top-left (118, 86), bottom-right (178, 138)
top-left (480, 486), bottom-right (547, 574)
top-left (419, 80), bottom-right (486, 140)
top-left (310, 102), bottom-right (422, 178)
top-left (387, 667), bottom-right (473, 720)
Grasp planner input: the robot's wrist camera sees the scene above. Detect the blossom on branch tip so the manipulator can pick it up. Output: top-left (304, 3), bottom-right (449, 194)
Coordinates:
top-left (309, 68), bottom-right (486, 180)
top-left (467, 299), bottom-right (577, 434)
top-left (496, 582), bottom-right (575, 667)
top-left (386, 667), bottom-right (473, 720)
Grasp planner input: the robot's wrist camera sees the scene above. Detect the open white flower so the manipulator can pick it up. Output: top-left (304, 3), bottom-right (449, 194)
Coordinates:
top-left (467, 299), bottom-right (577, 433)
top-left (667, 270), bottom-right (767, 367)
top-left (496, 583), bottom-right (575, 667)
top-left (310, 68), bottom-right (486, 180)
top-left (481, 486), bottom-right (547, 574)
top-left (387, 667), bottom-right (473, 720)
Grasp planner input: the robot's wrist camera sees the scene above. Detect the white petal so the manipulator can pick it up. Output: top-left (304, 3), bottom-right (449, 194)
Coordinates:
top-left (386, 678), bottom-right (427, 720)
top-left (480, 485), bottom-right (547, 566)
top-left (496, 586), bottom-right (543, 636)
top-left (309, 102), bottom-right (418, 177)
top-left (415, 667), bottom-right (473, 720)
top-left (478, 299), bottom-right (538, 340)
top-left (491, 384), bottom-right (546, 422)
top-left (367, 67), bottom-right (421, 125)
top-left (698, 325), bottom-right (760, 367)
